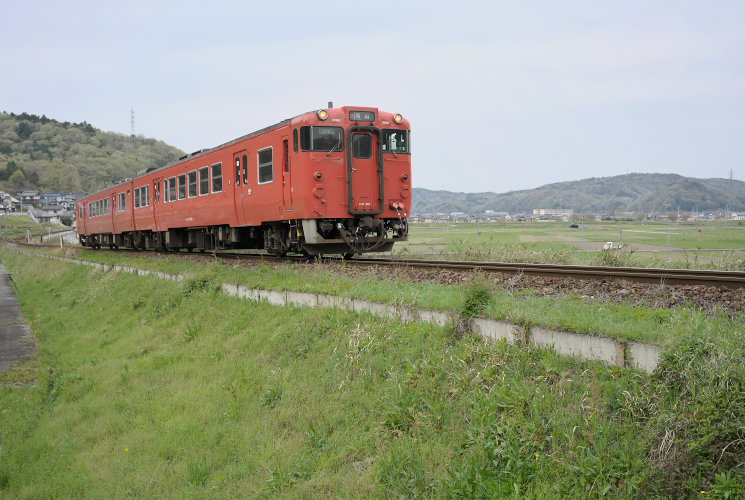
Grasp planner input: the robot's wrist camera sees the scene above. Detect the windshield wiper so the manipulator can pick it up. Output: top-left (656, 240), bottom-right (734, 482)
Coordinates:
top-left (325, 140), bottom-right (343, 156)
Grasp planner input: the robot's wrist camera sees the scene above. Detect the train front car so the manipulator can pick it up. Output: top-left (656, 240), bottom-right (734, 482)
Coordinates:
top-left (290, 106), bottom-right (411, 256)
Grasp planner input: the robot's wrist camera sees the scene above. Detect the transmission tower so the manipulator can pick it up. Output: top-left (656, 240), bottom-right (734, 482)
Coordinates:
top-left (130, 107), bottom-right (136, 145)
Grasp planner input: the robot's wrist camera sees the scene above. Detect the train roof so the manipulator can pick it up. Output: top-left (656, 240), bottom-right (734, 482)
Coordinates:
top-left (81, 106), bottom-right (397, 199)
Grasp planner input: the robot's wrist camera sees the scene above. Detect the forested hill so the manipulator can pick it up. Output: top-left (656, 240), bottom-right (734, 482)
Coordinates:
top-left (0, 111), bottom-right (184, 193)
top-left (413, 173), bottom-right (745, 214)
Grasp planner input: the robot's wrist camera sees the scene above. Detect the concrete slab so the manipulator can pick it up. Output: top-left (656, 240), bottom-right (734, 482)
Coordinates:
top-left (0, 266), bottom-right (35, 374)
top-left (472, 318), bottom-right (517, 343)
top-left (353, 299), bottom-right (396, 319)
top-left (415, 309), bottom-right (452, 326)
top-left (261, 290), bottom-right (286, 306)
top-left (237, 286), bottom-right (261, 302)
top-left (628, 342), bottom-right (660, 373)
top-left (396, 306), bottom-right (417, 323)
top-left (285, 291), bottom-right (318, 308)
top-left (222, 283), bottom-right (239, 297)
top-left (531, 327), bottom-right (617, 365)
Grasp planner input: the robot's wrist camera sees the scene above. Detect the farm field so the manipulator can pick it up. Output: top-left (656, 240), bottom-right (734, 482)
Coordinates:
top-left (0, 251), bottom-right (743, 497)
top-left (395, 221), bottom-right (745, 269)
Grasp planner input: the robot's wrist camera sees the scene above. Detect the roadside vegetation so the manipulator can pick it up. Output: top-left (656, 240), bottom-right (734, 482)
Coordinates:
top-left (0, 252), bottom-right (742, 497)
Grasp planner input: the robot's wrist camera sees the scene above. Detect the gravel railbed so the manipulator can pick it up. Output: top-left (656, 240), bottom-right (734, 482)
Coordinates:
top-left (174, 253), bottom-right (745, 316)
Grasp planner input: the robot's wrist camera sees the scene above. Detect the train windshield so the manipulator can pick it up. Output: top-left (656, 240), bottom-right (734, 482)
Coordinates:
top-left (300, 126), bottom-right (344, 152)
top-left (382, 129), bottom-right (410, 154)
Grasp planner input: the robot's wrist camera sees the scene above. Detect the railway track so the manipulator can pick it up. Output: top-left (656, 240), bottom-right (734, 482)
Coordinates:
top-left (340, 257), bottom-right (745, 290)
top-left (6, 239), bottom-right (745, 289)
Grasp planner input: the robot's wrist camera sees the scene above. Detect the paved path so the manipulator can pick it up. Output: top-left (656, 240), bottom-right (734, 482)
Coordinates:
top-left (0, 265), bottom-right (35, 373)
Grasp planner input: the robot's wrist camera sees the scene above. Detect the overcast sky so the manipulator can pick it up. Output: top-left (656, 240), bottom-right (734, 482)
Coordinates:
top-left (3, 1), bottom-right (744, 193)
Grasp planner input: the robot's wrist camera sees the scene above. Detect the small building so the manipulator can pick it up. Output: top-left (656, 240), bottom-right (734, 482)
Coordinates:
top-left (16, 190), bottom-right (40, 207)
top-left (0, 191), bottom-right (21, 212)
top-left (533, 208), bottom-right (574, 217)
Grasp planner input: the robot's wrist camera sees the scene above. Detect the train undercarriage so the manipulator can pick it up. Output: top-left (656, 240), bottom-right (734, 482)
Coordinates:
top-left (79, 217), bottom-right (408, 257)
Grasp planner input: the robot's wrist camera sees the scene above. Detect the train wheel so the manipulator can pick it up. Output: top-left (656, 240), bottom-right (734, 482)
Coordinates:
top-left (342, 253), bottom-right (355, 260)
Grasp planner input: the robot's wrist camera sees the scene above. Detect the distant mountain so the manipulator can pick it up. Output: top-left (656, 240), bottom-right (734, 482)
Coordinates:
top-left (0, 111), bottom-right (184, 193)
top-left (412, 173), bottom-right (745, 214)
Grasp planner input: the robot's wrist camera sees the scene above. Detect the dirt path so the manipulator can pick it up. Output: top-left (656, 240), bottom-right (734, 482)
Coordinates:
top-left (0, 265), bottom-right (35, 373)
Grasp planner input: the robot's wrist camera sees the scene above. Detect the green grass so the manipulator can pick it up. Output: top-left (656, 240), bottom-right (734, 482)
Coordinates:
top-left (0, 214), bottom-right (63, 240)
top-left (0, 251), bottom-right (743, 497)
top-left (13, 245), bottom-right (745, 346)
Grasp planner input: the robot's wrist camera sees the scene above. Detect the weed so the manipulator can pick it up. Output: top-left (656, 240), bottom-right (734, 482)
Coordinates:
top-left (593, 246), bottom-right (640, 267)
top-left (376, 443), bottom-right (436, 498)
top-left (187, 458), bottom-right (209, 486)
top-left (262, 387), bottom-right (282, 409)
top-left (181, 275), bottom-right (217, 297)
top-left (450, 279), bottom-right (493, 340)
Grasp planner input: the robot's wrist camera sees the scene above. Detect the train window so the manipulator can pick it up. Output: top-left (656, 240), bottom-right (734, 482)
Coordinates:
top-left (168, 176), bottom-right (177, 201)
top-left (293, 129), bottom-right (298, 153)
top-left (188, 171), bottom-right (197, 197)
top-left (104, 198), bottom-right (110, 215)
top-left (235, 158), bottom-right (240, 186)
top-left (144, 185), bottom-right (150, 207)
top-left (242, 154), bottom-right (248, 185)
top-left (211, 163), bottom-right (222, 193)
top-left (382, 129), bottom-right (410, 154)
top-left (300, 126), bottom-right (344, 152)
top-left (163, 180), bottom-right (169, 203)
top-left (178, 174), bottom-right (186, 199)
top-left (199, 167), bottom-right (209, 195)
top-left (257, 147), bottom-right (273, 184)
top-left (119, 193), bottom-right (126, 211)
top-left (134, 189), bottom-right (140, 209)
top-left (352, 133), bottom-right (372, 159)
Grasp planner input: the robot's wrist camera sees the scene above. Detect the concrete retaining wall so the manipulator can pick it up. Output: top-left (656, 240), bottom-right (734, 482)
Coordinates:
top-left (9, 248), bottom-right (661, 373)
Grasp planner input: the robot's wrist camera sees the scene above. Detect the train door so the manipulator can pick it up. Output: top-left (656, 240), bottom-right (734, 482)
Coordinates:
top-left (348, 129), bottom-right (382, 214)
top-left (152, 178), bottom-right (162, 230)
top-left (77, 202), bottom-right (86, 235)
top-left (110, 193), bottom-right (118, 234)
top-left (233, 150), bottom-right (248, 225)
top-left (281, 136), bottom-right (292, 211)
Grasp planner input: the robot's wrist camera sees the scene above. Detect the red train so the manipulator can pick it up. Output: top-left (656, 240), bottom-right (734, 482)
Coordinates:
top-left (76, 105), bottom-right (411, 256)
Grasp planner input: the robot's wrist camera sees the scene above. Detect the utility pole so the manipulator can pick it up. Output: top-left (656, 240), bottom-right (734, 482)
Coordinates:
top-left (130, 107), bottom-right (136, 145)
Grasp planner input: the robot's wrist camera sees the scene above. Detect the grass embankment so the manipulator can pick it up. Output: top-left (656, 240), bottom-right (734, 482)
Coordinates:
top-left (0, 214), bottom-right (62, 240)
top-left (19, 245), bottom-right (745, 346)
top-left (0, 252), bottom-right (743, 497)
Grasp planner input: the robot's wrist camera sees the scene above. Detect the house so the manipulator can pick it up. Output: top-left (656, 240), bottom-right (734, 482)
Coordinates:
top-left (0, 191), bottom-right (21, 212)
top-left (16, 190), bottom-right (40, 207)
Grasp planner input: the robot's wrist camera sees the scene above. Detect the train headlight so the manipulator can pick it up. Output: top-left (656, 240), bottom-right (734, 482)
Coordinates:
top-left (317, 110), bottom-right (329, 120)
top-left (393, 113), bottom-right (403, 124)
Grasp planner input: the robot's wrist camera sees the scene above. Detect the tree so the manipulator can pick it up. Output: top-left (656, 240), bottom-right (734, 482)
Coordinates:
top-left (8, 169), bottom-right (27, 190)
top-left (40, 161), bottom-right (81, 192)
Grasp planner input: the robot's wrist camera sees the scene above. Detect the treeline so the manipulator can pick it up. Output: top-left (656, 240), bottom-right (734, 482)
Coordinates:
top-left (0, 111), bottom-right (184, 194)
